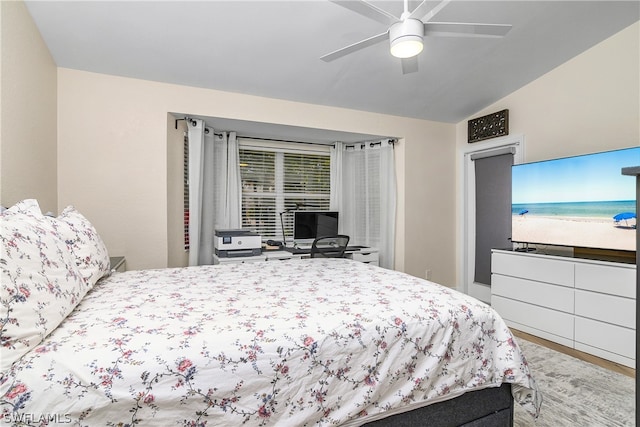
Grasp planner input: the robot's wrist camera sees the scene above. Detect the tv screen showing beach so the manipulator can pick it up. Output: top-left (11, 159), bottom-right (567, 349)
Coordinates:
top-left (512, 146), bottom-right (640, 252)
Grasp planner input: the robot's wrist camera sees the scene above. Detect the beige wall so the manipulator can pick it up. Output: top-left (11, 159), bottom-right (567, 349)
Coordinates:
top-left (455, 21), bottom-right (640, 285)
top-left (0, 1), bottom-right (57, 213)
top-left (57, 68), bottom-right (456, 280)
top-left (403, 124), bottom-right (455, 284)
top-left (456, 21), bottom-right (639, 161)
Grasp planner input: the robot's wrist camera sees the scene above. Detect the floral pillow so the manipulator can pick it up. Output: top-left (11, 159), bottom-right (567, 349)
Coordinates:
top-left (0, 202), bottom-right (88, 372)
top-left (3, 198), bottom-right (41, 215)
top-left (47, 206), bottom-right (110, 289)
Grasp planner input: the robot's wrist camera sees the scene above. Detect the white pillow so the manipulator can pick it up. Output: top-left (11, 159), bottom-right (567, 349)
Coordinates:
top-left (48, 206), bottom-right (110, 288)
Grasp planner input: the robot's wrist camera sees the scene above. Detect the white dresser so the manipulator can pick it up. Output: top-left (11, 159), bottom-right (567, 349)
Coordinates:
top-left (491, 249), bottom-right (636, 368)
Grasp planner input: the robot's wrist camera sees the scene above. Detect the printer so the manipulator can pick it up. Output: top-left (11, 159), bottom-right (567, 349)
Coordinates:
top-left (214, 229), bottom-right (262, 257)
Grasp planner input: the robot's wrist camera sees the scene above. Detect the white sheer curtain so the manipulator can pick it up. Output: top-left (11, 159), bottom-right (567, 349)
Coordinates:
top-left (330, 141), bottom-right (344, 213)
top-left (188, 119), bottom-right (214, 266)
top-left (212, 131), bottom-right (242, 231)
top-left (335, 140), bottom-right (396, 269)
top-left (188, 120), bottom-right (241, 266)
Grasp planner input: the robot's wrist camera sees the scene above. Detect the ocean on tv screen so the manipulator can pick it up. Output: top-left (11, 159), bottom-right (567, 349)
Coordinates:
top-left (511, 146), bottom-right (639, 252)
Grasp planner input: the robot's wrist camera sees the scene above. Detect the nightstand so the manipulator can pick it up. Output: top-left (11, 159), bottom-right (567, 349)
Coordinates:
top-left (109, 256), bottom-right (126, 273)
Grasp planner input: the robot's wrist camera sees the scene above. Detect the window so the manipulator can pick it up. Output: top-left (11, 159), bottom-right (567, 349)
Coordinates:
top-left (239, 139), bottom-right (331, 240)
top-left (462, 137), bottom-right (523, 303)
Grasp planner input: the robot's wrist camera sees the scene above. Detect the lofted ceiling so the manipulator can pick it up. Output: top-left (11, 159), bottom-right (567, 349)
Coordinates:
top-left (25, 1), bottom-right (639, 131)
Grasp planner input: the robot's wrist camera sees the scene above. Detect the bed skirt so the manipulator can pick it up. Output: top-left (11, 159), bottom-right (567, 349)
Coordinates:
top-left (363, 383), bottom-right (513, 427)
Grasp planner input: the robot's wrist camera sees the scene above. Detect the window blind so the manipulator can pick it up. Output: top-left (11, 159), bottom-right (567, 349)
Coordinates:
top-left (240, 150), bottom-right (277, 236)
top-left (283, 152), bottom-right (330, 198)
top-left (239, 141), bottom-right (330, 240)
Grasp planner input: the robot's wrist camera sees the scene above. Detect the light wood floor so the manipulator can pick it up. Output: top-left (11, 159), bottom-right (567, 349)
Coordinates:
top-left (512, 329), bottom-right (636, 379)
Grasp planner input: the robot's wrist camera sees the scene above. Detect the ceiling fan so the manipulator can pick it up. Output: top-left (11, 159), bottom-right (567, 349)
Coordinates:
top-left (321, 0), bottom-right (512, 74)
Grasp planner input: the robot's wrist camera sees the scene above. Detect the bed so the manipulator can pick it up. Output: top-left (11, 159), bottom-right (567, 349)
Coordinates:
top-left (1, 200), bottom-right (541, 426)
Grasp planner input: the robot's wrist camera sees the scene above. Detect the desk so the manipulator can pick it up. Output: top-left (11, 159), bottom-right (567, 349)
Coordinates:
top-left (214, 247), bottom-right (379, 266)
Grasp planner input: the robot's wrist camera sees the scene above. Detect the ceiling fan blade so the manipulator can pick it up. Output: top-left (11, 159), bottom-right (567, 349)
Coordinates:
top-left (401, 57), bottom-right (419, 74)
top-left (424, 22), bottom-right (512, 37)
top-left (321, 31), bottom-right (389, 62)
top-left (329, 0), bottom-right (398, 26)
top-left (409, 0), bottom-right (450, 21)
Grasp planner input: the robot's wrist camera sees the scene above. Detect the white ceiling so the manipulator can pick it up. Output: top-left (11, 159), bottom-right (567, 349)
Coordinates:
top-left (25, 1), bottom-right (639, 141)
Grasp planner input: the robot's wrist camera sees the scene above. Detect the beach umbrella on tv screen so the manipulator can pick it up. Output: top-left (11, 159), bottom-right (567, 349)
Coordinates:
top-left (613, 212), bottom-right (636, 225)
top-left (519, 209), bottom-right (528, 216)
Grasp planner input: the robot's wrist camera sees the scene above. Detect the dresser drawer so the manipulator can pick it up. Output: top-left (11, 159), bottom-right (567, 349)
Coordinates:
top-left (574, 262), bottom-right (635, 298)
top-left (349, 251), bottom-right (379, 264)
top-left (575, 289), bottom-right (635, 329)
top-left (492, 274), bottom-right (574, 313)
top-left (491, 252), bottom-right (574, 287)
top-left (575, 316), bottom-right (635, 360)
top-left (491, 295), bottom-right (574, 340)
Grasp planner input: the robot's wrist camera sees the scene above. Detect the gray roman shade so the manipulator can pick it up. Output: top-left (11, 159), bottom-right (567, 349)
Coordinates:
top-left (473, 148), bottom-right (514, 285)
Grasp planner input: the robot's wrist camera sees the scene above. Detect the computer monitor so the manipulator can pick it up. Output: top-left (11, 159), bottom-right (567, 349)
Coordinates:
top-left (293, 211), bottom-right (339, 245)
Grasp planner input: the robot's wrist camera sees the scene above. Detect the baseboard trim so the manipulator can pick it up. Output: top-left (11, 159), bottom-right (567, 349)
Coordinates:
top-left (511, 328), bottom-right (636, 379)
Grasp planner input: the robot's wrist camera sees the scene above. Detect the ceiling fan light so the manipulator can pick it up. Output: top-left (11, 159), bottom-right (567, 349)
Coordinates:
top-left (389, 18), bottom-right (425, 59)
top-left (390, 37), bottom-right (423, 58)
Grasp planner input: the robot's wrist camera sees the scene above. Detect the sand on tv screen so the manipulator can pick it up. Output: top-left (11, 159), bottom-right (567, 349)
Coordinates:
top-left (512, 146), bottom-right (640, 252)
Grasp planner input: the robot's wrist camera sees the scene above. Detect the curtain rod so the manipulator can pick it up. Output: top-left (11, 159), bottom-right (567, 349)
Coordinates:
top-left (345, 139), bottom-right (397, 150)
top-left (236, 135), bottom-right (333, 147)
top-left (176, 117), bottom-right (222, 136)
top-left (177, 117), bottom-right (397, 147)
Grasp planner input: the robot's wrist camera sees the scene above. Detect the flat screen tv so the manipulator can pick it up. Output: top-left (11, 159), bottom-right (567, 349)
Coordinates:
top-left (511, 146), bottom-right (640, 253)
top-left (293, 211), bottom-right (339, 244)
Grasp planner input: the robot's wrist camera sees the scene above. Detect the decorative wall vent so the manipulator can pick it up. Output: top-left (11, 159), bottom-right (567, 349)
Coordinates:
top-left (468, 109), bottom-right (509, 143)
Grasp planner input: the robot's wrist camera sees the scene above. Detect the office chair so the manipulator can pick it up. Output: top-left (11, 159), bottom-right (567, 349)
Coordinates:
top-left (310, 235), bottom-right (350, 258)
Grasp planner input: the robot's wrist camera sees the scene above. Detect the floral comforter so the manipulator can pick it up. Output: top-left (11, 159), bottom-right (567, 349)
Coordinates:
top-left (1, 259), bottom-right (540, 426)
